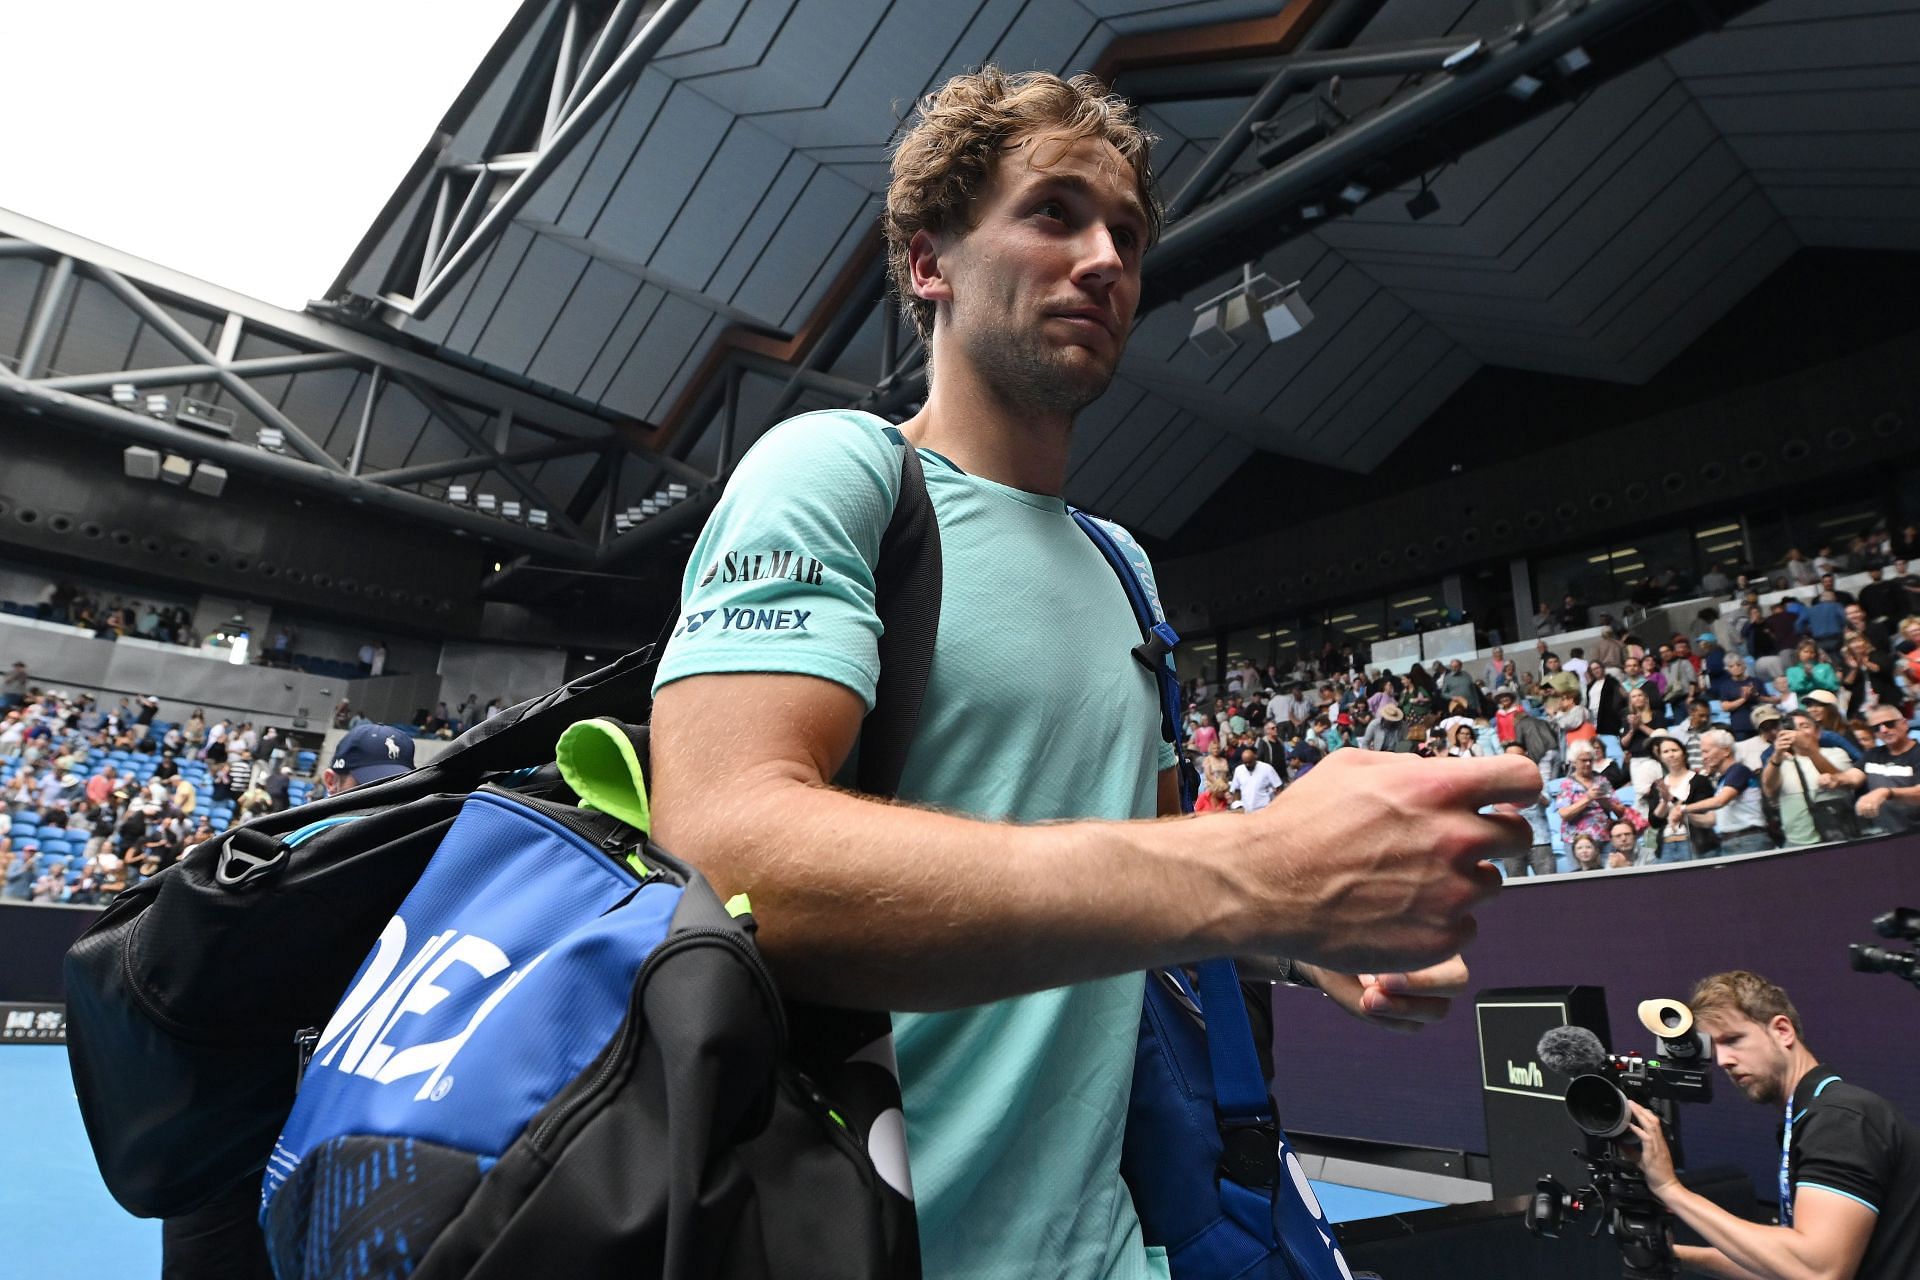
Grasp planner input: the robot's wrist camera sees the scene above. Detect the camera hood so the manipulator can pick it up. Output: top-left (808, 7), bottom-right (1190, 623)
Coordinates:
top-left (1565, 1073), bottom-right (1631, 1138)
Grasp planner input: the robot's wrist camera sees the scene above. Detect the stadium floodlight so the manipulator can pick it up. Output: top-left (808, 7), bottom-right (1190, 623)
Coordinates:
top-left (110, 383), bottom-right (139, 406)
top-left (256, 426), bottom-right (285, 452)
top-left (159, 453), bottom-right (193, 485)
top-left (1554, 46), bottom-right (1592, 76)
top-left (625, 505), bottom-right (644, 523)
top-left (123, 445), bottom-right (161, 480)
top-left (1506, 73), bottom-right (1543, 100)
top-left (1186, 263), bottom-right (1315, 358)
top-left (613, 513), bottom-right (633, 533)
top-left (144, 393), bottom-right (171, 418)
top-left (527, 508), bottom-right (548, 529)
top-left (476, 493), bottom-right (498, 513)
top-left (640, 499), bottom-right (661, 516)
top-left (1338, 182), bottom-right (1370, 206)
top-left (188, 463), bottom-right (227, 497)
top-left (1406, 174), bottom-right (1441, 221)
top-left (447, 484), bottom-right (469, 504)
top-left (1298, 202), bottom-right (1327, 221)
top-left (500, 500), bottom-right (523, 521)
top-left (666, 483), bottom-right (688, 499)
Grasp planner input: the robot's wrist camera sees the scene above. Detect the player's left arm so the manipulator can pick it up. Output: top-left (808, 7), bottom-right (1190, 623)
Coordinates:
top-left (1628, 1103), bottom-right (1877, 1280)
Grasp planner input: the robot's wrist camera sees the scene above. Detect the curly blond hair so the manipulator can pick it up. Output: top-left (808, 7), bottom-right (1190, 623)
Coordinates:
top-left (1689, 970), bottom-right (1805, 1040)
top-left (885, 66), bottom-right (1160, 343)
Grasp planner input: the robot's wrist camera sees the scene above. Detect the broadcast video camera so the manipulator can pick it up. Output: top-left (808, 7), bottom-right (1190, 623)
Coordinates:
top-left (1850, 907), bottom-right (1920, 992)
top-left (1523, 999), bottom-right (1715, 1280)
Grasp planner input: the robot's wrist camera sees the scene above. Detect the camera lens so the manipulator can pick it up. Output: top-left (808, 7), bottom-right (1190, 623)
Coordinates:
top-left (1565, 1075), bottom-right (1631, 1138)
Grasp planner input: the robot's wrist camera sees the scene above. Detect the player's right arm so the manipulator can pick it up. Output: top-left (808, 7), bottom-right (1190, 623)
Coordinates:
top-left (650, 671), bottom-right (1533, 1011)
top-left (647, 413), bottom-right (1532, 1012)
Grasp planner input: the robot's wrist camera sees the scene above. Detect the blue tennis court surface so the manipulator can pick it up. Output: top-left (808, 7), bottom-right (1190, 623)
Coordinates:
top-left (1, 1047), bottom-right (161, 1275)
top-left (6, 1045), bottom-right (1437, 1274)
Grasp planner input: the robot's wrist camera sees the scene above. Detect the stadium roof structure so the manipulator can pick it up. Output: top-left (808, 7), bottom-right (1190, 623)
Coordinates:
top-left (13, 0), bottom-right (1913, 602)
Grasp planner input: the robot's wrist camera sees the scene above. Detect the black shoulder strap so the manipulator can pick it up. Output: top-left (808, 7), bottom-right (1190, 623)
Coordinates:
top-left (859, 436), bottom-right (941, 798)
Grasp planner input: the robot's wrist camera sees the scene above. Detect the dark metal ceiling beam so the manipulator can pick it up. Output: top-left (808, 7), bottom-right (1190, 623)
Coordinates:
top-left (389, 370), bottom-right (588, 539)
top-left (35, 351), bottom-right (356, 394)
top-left (362, 432), bottom-right (615, 486)
top-left (91, 266), bottom-right (346, 472)
top-left (1142, 0), bottom-right (1762, 310)
top-left (0, 372), bottom-right (596, 564)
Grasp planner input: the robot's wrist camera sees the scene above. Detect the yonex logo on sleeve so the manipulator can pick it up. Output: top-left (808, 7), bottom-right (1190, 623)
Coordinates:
top-left (673, 610), bottom-right (717, 638)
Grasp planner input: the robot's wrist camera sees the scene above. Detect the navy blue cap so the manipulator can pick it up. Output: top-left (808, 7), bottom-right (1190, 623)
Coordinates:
top-left (331, 724), bottom-right (415, 783)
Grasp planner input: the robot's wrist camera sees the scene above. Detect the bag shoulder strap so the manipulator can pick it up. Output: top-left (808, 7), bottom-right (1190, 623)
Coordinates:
top-left (861, 432), bottom-right (941, 798)
top-left (1067, 508), bottom-right (1190, 812)
top-left (1068, 508), bottom-right (1271, 1129)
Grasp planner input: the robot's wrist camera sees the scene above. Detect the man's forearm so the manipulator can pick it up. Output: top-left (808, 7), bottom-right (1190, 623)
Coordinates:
top-left (657, 774), bottom-right (1255, 1011)
top-left (1676, 1243), bottom-right (1777, 1280)
top-left (1661, 1186), bottom-right (1830, 1280)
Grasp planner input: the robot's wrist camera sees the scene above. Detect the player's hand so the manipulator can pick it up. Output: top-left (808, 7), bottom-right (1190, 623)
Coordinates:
top-left (1624, 1101), bottom-right (1680, 1198)
top-left (1298, 956), bottom-right (1469, 1034)
top-left (1236, 751), bottom-right (1535, 973)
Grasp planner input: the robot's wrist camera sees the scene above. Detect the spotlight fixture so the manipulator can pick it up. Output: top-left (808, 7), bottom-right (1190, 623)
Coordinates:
top-left (613, 513), bottom-right (634, 533)
top-left (144, 393), bottom-right (171, 419)
top-left (188, 463), bottom-right (227, 497)
top-left (1299, 202), bottom-right (1327, 221)
top-left (625, 505), bottom-right (644, 523)
top-left (500, 500), bottom-right (523, 521)
top-left (160, 453), bottom-right (193, 485)
top-left (110, 383), bottom-right (139, 407)
top-left (1338, 182), bottom-right (1370, 206)
top-left (527, 508), bottom-right (548, 530)
top-left (1253, 116), bottom-right (1329, 170)
top-left (1405, 175), bottom-right (1441, 221)
top-left (666, 483), bottom-right (688, 499)
top-left (476, 493), bottom-right (498, 513)
top-left (1554, 46), bottom-right (1592, 75)
top-left (447, 484), bottom-right (469, 504)
top-left (1506, 73), bottom-right (1543, 100)
top-left (177, 396), bottom-right (236, 435)
top-left (123, 445), bottom-right (161, 480)
top-left (256, 426), bottom-right (286, 452)
top-left (1186, 263), bottom-right (1315, 359)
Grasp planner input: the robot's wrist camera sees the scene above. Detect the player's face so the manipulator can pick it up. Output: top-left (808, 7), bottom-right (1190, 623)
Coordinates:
top-left (935, 132), bottom-right (1146, 414)
top-left (1700, 1013), bottom-right (1791, 1105)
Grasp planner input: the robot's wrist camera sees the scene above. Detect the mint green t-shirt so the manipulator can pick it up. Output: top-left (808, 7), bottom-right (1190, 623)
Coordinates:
top-left (654, 410), bottom-right (1176, 1280)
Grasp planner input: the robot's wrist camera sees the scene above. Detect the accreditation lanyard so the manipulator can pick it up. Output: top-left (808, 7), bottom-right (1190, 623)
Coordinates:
top-left (1780, 1074), bottom-right (1842, 1226)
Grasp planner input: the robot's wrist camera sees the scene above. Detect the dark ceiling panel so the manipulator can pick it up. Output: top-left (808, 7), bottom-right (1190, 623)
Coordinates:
top-left (468, 233), bottom-right (593, 373)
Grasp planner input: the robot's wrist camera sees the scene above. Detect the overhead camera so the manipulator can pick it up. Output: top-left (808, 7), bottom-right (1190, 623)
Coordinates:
top-left (1524, 999), bottom-right (1715, 1279)
top-left (1850, 907), bottom-right (1920, 991)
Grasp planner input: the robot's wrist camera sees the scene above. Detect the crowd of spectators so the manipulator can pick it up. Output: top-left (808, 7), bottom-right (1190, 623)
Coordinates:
top-left (1185, 528), bottom-right (1920, 874)
top-left (1, 683), bottom-right (316, 908)
top-left (4, 580), bottom-right (197, 645)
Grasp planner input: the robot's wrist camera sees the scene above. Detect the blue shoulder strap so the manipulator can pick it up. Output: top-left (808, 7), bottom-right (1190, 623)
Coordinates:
top-left (1068, 508), bottom-right (1270, 1126)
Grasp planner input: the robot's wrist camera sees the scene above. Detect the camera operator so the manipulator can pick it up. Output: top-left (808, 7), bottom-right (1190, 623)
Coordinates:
top-left (1624, 970), bottom-right (1919, 1279)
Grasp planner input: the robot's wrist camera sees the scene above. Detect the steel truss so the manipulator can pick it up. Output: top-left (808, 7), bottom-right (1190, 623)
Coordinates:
top-left (678, 0), bottom-right (1760, 427)
top-left (0, 212), bottom-right (712, 564)
top-left (376, 0), bottom-right (702, 320)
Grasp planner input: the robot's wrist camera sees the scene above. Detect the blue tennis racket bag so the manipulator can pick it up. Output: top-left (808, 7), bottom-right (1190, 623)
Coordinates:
top-left (258, 768), bottom-right (907, 1280)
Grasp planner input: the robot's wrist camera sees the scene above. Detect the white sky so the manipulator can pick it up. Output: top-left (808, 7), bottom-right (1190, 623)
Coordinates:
top-left (0, 0), bottom-right (524, 309)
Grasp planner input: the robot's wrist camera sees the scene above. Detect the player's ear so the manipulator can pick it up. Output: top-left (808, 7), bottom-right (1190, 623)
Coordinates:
top-left (907, 229), bottom-right (954, 306)
top-left (1768, 1013), bottom-right (1796, 1048)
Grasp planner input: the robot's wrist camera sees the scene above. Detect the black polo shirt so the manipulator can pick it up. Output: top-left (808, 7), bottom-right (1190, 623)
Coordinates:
top-left (1787, 1065), bottom-right (1920, 1279)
